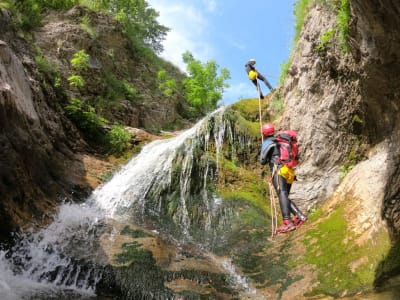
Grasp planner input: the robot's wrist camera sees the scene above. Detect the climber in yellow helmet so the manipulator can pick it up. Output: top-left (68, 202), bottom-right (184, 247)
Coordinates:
top-left (244, 58), bottom-right (274, 99)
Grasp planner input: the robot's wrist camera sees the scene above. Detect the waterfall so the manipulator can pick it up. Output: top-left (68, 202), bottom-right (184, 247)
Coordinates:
top-left (0, 106), bottom-right (261, 299)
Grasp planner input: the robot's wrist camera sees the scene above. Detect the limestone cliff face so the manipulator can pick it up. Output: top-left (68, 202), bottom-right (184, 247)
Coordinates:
top-left (0, 9), bottom-right (89, 239)
top-left (280, 0), bottom-right (400, 237)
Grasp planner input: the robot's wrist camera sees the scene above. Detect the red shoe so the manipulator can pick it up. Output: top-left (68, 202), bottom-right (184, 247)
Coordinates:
top-left (294, 215), bottom-right (307, 227)
top-left (275, 219), bottom-right (296, 235)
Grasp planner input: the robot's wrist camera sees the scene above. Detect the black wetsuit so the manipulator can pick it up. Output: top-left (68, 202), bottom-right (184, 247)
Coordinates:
top-left (244, 61), bottom-right (273, 96)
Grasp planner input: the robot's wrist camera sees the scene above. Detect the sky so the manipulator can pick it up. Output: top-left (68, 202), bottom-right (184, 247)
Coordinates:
top-left (146, 0), bottom-right (296, 105)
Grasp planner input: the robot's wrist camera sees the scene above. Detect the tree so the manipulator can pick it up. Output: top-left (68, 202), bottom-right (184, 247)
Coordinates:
top-left (182, 51), bottom-right (230, 115)
top-left (100, 0), bottom-right (169, 53)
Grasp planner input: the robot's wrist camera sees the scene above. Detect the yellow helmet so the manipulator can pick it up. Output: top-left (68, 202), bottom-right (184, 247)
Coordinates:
top-left (248, 70), bottom-right (257, 80)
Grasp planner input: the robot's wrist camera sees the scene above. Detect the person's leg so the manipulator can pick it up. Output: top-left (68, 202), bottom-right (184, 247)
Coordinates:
top-left (287, 183), bottom-right (307, 226)
top-left (257, 73), bottom-right (273, 91)
top-left (291, 202), bottom-right (307, 226)
top-left (272, 174), bottom-right (291, 219)
top-left (272, 174), bottom-right (295, 233)
top-left (251, 79), bottom-right (264, 98)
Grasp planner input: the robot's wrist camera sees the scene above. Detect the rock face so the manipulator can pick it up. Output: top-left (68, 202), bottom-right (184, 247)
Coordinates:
top-left (281, 0), bottom-right (400, 237)
top-left (33, 6), bottom-right (184, 130)
top-left (0, 6), bottom-right (187, 240)
top-left (0, 10), bottom-right (89, 239)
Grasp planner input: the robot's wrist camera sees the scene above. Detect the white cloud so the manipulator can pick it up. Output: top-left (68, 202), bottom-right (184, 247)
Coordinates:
top-left (203, 0), bottom-right (217, 12)
top-left (147, 0), bottom-right (215, 71)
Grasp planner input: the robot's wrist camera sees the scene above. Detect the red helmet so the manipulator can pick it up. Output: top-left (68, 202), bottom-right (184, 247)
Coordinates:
top-left (261, 123), bottom-right (275, 136)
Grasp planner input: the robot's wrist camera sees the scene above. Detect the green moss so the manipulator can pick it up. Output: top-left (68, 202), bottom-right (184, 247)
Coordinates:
top-left (114, 242), bottom-right (155, 265)
top-left (217, 158), bottom-right (269, 215)
top-left (231, 98), bottom-right (260, 118)
top-left (120, 226), bottom-right (152, 238)
top-left (228, 101), bottom-right (263, 138)
top-left (302, 205), bottom-right (391, 296)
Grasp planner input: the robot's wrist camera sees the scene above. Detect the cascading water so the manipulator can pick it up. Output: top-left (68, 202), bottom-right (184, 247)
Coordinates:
top-left (0, 107), bottom-right (262, 299)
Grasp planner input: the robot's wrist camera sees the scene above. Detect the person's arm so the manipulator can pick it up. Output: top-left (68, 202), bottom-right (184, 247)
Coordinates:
top-left (260, 140), bottom-right (275, 165)
top-left (244, 63), bottom-right (252, 73)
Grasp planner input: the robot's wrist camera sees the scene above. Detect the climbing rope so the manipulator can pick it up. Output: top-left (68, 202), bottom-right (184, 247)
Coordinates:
top-left (269, 166), bottom-right (279, 239)
top-left (257, 82), bottom-right (263, 142)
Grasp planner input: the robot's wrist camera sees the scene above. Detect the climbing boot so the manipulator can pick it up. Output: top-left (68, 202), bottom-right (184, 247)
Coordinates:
top-left (294, 215), bottom-right (307, 227)
top-left (275, 219), bottom-right (296, 235)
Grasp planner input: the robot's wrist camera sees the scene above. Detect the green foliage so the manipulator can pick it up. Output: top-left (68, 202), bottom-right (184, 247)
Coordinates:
top-left (293, 0), bottom-right (312, 44)
top-left (67, 74), bottom-right (85, 88)
top-left (80, 15), bottom-right (96, 38)
top-left (0, 1), bottom-right (11, 9)
top-left (352, 114), bottom-right (363, 123)
top-left (35, 54), bottom-right (59, 77)
top-left (12, 0), bottom-right (42, 30)
top-left (268, 91), bottom-right (284, 115)
top-left (157, 69), bottom-right (177, 97)
top-left (54, 76), bottom-right (62, 88)
top-left (337, 0), bottom-right (350, 53)
top-left (35, 54), bottom-right (64, 89)
top-left (107, 124), bottom-right (132, 155)
top-left (99, 0), bottom-right (169, 54)
top-left (6, 0), bottom-right (168, 55)
top-left (38, 0), bottom-right (79, 9)
top-left (182, 51), bottom-right (230, 115)
top-left (339, 164), bottom-right (354, 179)
top-left (71, 50), bottom-right (90, 72)
top-left (122, 81), bottom-right (139, 102)
top-left (7, 0), bottom-right (79, 30)
top-left (105, 75), bottom-right (139, 103)
top-left (279, 57), bottom-right (291, 85)
top-left (278, 0), bottom-right (311, 86)
top-left (316, 29), bottom-right (335, 52)
top-left (65, 98), bottom-right (108, 140)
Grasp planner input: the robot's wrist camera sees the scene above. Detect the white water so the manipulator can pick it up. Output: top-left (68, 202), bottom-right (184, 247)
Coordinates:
top-left (0, 107), bottom-right (258, 298)
top-left (0, 203), bottom-right (101, 299)
top-left (92, 118), bottom-right (204, 218)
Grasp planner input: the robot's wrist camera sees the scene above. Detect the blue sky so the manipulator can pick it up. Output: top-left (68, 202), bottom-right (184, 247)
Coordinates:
top-left (146, 0), bottom-right (296, 105)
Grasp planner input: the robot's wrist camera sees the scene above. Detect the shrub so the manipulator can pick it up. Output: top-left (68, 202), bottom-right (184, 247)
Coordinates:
top-left (71, 49), bottom-right (90, 72)
top-left (65, 98), bottom-right (108, 141)
top-left (107, 124), bottom-right (132, 155)
top-left (68, 75), bottom-right (85, 88)
top-left (157, 69), bottom-right (177, 97)
top-left (316, 29), bottom-right (335, 52)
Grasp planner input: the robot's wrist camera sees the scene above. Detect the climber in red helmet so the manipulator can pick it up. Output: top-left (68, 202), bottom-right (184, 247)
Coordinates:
top-left (260, 123), bottom-right (307, 235)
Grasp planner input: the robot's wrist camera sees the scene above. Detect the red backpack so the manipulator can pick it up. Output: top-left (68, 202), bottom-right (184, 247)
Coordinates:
top-left (275, 130), bottom-right (299, 168)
